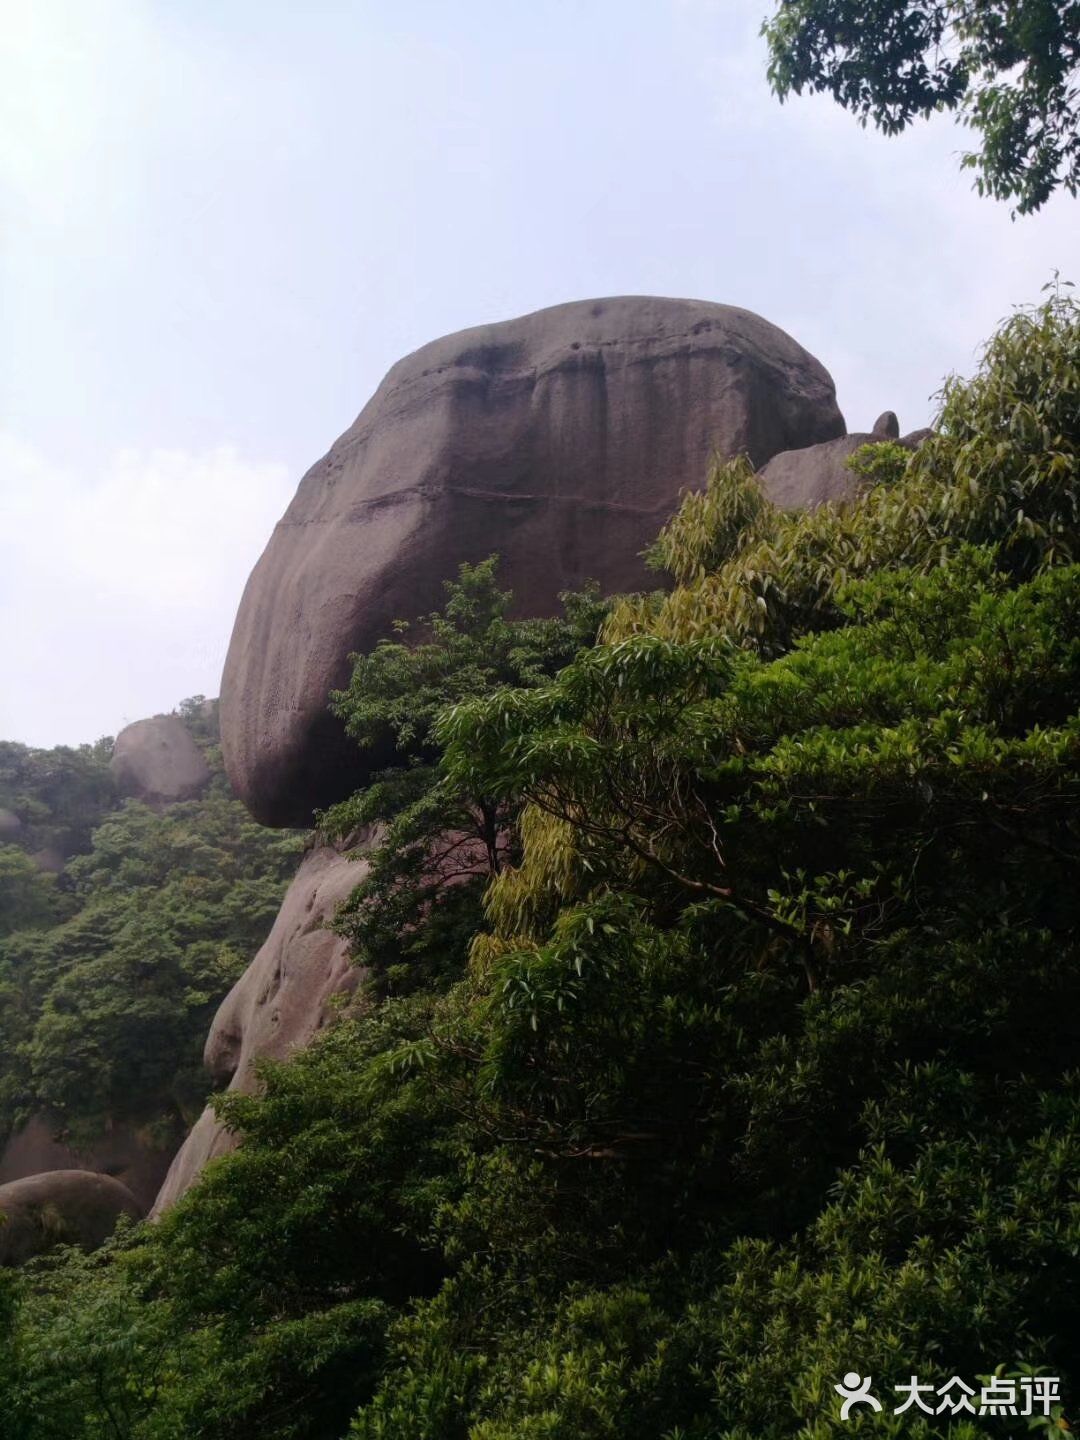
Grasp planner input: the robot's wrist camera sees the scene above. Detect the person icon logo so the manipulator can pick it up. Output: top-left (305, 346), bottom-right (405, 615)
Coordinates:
top-left (835, 1373), bottom-right (883, 1419)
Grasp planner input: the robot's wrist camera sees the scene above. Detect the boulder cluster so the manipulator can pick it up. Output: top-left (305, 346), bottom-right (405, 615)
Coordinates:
top-left (2, 296), bottom-right (928, 1252)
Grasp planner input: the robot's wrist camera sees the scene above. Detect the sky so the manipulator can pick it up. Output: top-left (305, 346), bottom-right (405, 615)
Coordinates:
top-left (1, 0), bottom-right (1077, 747)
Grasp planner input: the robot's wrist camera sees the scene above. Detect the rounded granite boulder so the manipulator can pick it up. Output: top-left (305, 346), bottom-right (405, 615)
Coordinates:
top-left (110, 716), bottom-right (211, 807)
top-left (0, 1170), bottom-right (143, 1266)
top-left (756, 415), bottom-right (933, 512)
top-left (0, 1114), bottom-right (179, 1211)
top-left (220, 296), bottom-right (846, 826)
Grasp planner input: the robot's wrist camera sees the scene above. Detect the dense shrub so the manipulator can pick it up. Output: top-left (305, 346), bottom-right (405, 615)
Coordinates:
top-left (0, 703), bottom-right (300, 1143)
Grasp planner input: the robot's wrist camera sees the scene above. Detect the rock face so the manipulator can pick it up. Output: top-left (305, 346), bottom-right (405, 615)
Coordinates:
top-left (221, 296), bottom-right (846, 826)
top-left (0, 1114), bottom-right (177, 1211)
top-left (758, 419), bottom-right (931, 512)
top-left (151, 844), bottom-right (366, 1213)
top-left (110, 716), bottom-right (211, 806)
top-left (0, 1170), bottom-right (142, 1266)
top-left (30, 848), bottom-right (65, 874)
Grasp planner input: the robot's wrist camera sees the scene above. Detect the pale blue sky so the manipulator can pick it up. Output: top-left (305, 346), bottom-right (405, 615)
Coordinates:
top-left (2, 0), bottom-right (1077, 745)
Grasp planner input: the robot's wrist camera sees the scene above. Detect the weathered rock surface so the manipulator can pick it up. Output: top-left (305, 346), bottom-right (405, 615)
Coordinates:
top-left (0, 807), bottom-right (22, 840)
top-left (30, 847), bottom-right (65, 874)
top-left (221, 296), bottom-right (846, 826)
top-left (110, 716), bottom-right (210, 806)
top-left (151, 844), bottom-right (366, 1213)
top-left (758, 419), bottom-right (931, 512)
top-left (0, 1170), bottom-right (142, 1266)
top-left (0, 1114), bottom-right (179, 1211)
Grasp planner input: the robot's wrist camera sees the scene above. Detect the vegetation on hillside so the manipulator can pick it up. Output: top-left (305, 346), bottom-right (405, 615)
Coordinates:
top-left (0, 293), bottom-right (1078, 1438)
top-left (0, 702), bottom-right (300, 1149)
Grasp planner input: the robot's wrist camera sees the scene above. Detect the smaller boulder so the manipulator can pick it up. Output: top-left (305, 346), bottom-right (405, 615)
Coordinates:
top-left (0, 1114), bottom-right (179, 1210)
top-left (151, 844), bottom-right (366, 1214)
top-left (0, 808), bottom-right (22, 840)
top-left (110, 716), bottom-right (210, 807)
top-left (758, 417), bottom-right (930, 511)
top-left (0, 1170), bottom-right (142, 1266)
top-left (899, 427), bottom-right (934, 449)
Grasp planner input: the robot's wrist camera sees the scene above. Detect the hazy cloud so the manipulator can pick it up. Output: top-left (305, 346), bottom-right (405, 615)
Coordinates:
top-left (0, 434), bottom-right (291, 745)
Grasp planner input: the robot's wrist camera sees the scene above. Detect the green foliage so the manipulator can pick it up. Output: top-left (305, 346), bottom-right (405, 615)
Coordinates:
top-left (3, 295), bottom-right (1079, 1440)
top-left (322, 557), bottom-right (605, 995)
top-left (0, 1001), bottom-right (452, 1440)
top-left (0, 847), bottom-right (69, 938)
top-left (607, 289), bottom-right (1079, 656)
top-left (0, 703), bottom-right (300, 1144)
top-left (0, 736), bottom-right (115, 862)
top-left (763, 1), bottom-right (1080, 213)
top-left (0, 1234), bottom-right (177, 1440)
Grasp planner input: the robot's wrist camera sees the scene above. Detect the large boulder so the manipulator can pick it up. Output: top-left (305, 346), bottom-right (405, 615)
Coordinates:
top-left (151, 844), bottom-right (366, 1213)
top-left (222, 296), bottom-right (846, 826)
top-left (0, 1114), bottom-right (178, 1211)
top-left (759, 412), bottom-right (933, 511)
top-left (110, 716), bottom-right (211, 807)
top-left (0, 1170), bottom-right (142, 1266)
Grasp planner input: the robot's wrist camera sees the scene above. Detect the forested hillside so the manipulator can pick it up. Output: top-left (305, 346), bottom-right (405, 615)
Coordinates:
top-left (0, 702), bottom-right (300, 1155)
top-left (1, 294), bottom-right (1078, 1438)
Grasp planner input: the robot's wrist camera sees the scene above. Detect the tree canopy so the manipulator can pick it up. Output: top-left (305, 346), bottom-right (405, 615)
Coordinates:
top-left (319, 557), bottom-right (605, 996)
top-left (0, 703), bottom-right (300, 1148)
top-left (763, 0), bottom-right (1080, 213)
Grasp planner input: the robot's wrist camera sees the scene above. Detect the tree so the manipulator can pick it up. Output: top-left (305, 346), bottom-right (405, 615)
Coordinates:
top-left (763, 0), bottom-right (1080, 213)
top-left (320, 557), bottom-right (605, 995)
top-left (0, 847), bottom-right (67, 939)
top-left (0, 738), bottom-right (115, 863)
